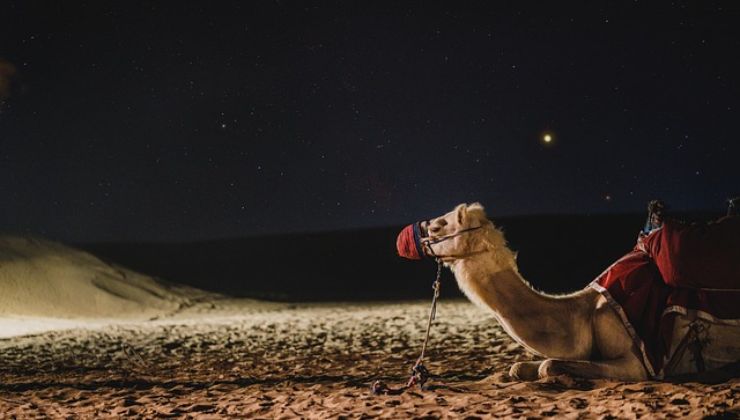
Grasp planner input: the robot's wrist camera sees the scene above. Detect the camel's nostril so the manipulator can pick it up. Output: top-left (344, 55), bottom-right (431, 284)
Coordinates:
top-left (430, 226), bottom-right (441, 233)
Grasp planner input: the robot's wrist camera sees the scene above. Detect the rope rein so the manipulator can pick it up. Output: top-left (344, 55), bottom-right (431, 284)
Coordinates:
top-left (373, 225), bottom-right (487, 395)
top-left (417, 260), bottom-right (442, 366)
top-left (372, 259), bottom-right (443, 395)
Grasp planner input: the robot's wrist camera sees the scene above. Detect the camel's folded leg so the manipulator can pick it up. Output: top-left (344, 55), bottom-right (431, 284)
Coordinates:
top-left (509, 361), bottom-right (543, 380)
top-left (538, 358), bottom-right (648, 381)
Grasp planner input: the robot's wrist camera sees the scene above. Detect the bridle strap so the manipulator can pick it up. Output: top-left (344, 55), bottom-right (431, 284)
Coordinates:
top-left (422, 225), bottom-right (488, 261)
top-left (424, 226), bottom-right (483, 245)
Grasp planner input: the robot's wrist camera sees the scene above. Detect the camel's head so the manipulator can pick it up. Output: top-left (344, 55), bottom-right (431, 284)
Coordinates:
top-left (397, 202), bottom-right (493, 261)
top-left (427, 202), bottom-right (487, 234)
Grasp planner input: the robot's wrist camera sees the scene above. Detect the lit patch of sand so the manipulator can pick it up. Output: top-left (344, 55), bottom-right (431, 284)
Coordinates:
top-left (0, 234), bottom-right (218, 338)
top-left (1, 300), bottom-right (737, 418)
top-left (0, 235), bottom-right (202, 318)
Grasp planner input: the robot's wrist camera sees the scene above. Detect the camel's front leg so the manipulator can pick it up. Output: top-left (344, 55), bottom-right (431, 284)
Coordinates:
top-left (509, 361), bottom-right (543, 380)
top-left (538, 358), bottom-right (648, 381)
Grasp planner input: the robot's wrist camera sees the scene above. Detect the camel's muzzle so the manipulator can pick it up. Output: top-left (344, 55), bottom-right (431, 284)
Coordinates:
top-left (397, 222), bottom-right (486, 261)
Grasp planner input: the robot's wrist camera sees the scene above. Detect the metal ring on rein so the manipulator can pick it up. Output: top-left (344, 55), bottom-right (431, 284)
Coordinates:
top-left (372, 259), bottom-right (443, 395)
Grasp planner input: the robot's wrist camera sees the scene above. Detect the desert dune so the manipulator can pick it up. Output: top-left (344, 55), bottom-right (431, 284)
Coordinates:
top-left (0, 235), bottom-right (218, 338)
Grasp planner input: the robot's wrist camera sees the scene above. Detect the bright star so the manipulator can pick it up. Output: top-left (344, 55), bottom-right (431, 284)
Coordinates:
top-left (543, 133), bottom-right (553, 143)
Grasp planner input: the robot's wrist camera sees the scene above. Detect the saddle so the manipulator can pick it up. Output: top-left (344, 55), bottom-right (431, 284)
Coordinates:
top-left (591, 200), bottom-right (740, 378)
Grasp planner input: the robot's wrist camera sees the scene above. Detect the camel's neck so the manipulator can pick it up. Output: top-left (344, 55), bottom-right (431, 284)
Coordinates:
top-left (451, 251), bottom-right (595, 359)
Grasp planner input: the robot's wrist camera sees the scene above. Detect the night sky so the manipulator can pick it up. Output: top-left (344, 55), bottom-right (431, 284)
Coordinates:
top-left (1, 1), bottom-right (739, 242)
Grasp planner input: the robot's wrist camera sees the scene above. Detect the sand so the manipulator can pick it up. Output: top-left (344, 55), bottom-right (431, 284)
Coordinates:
top-left (0, 236), bottom-right (211, 317)
top-left (1, 300), bottom-right (738, 418)
top-left (0, 235), bottom-right (216, 338)
top-left (0, 235), bottom-right (737, 418)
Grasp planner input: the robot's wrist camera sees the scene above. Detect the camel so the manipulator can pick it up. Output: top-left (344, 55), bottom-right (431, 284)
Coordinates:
top-left (416, 202), bottom-right (740, 381)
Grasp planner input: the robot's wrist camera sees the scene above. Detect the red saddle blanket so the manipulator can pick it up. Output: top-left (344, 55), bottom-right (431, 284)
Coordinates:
top-left (590, 215), bottom-right (740, 378)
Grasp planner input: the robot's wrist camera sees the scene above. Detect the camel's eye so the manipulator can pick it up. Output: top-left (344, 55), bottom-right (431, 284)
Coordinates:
top-left (429, 218), bottom-right (447, 234)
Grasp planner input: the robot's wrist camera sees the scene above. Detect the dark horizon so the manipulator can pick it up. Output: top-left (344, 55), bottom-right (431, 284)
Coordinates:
top-left (2, 1), bottom-right (739, 242)
top-left (71, 208), bottom-right (726, 245)
top-left (79, 213), bottom-right (648, 300)
top-left (77, 210), bottom-right (727, 301)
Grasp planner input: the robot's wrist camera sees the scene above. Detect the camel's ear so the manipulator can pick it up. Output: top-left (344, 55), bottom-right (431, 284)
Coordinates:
top-left (468, 202), bottom-right (485, 213)
top-left (455, 203), bottom-right (468, 224)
